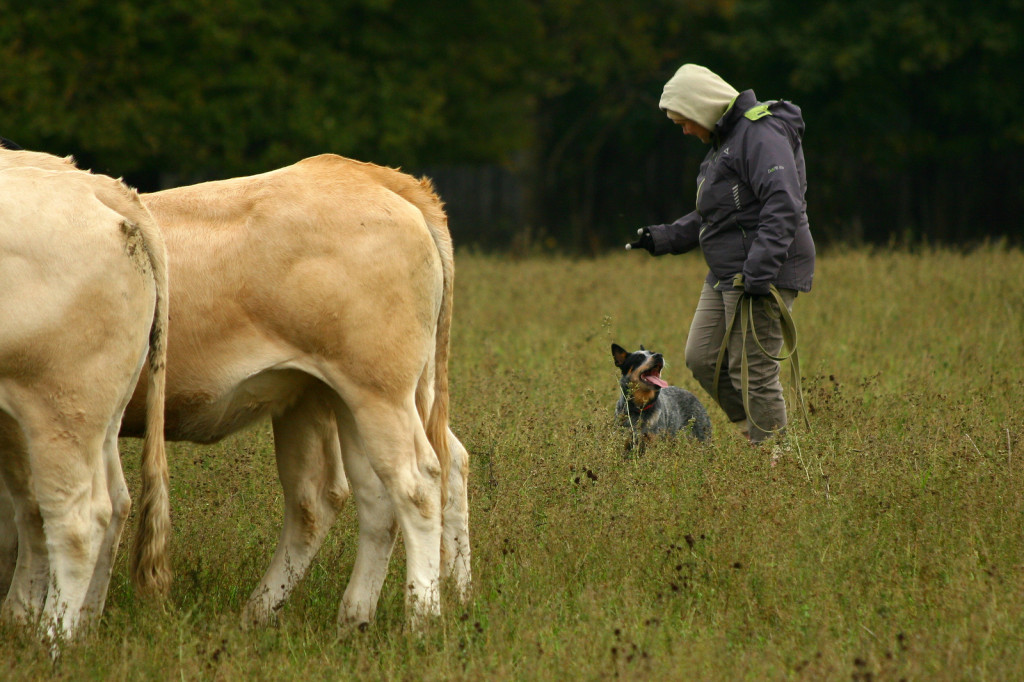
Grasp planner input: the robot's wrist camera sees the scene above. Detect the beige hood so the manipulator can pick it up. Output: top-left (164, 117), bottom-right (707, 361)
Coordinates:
top-left (659, 64), bottom-right (739, 131)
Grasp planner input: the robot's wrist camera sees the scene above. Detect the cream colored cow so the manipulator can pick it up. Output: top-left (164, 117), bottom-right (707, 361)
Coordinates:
top-left (0, 150), bottom-right (171, 641)
top-left (118, 154), bottom-right (470, 628)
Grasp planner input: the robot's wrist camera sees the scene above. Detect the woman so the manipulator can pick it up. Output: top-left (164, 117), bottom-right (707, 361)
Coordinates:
top-left (627, 63), bottom-right (815, 445)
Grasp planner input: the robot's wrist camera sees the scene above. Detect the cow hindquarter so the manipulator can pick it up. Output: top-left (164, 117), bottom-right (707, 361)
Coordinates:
top-left (0, 164), bottom-right (166, 641)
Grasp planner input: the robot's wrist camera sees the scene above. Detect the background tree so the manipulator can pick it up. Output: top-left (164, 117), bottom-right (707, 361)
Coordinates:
top-left (1, 0), bottom-right (1021, 250)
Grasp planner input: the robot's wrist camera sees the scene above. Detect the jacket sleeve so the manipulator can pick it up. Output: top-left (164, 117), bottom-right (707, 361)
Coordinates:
top-left (740, 121), bottom-right (804, 295)
top-left (648, 210), bottom-right (701, 255)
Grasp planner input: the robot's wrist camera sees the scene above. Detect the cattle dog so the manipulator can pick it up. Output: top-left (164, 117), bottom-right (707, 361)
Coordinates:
top-left (612, 343), bottom-right (712, 448)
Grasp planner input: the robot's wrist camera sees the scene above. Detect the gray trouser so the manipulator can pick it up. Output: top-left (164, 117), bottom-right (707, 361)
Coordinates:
top-left (684, 282), bottom-right (797, 443)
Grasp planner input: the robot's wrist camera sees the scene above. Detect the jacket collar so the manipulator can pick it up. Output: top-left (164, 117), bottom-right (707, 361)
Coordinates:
top-left (712, 89), bottom-right (758, 147)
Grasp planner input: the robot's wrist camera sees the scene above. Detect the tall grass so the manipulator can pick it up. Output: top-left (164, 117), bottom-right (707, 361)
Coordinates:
top-left (3, 246), bottom-right (1022, 680)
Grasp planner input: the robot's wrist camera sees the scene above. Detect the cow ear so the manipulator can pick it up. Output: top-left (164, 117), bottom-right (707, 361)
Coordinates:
top-left (611, 344), bottom-right (629, 367)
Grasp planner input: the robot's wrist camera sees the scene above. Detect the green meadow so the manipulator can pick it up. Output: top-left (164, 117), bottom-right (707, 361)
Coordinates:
top-left (3, 246), bottom-right (1023, 680)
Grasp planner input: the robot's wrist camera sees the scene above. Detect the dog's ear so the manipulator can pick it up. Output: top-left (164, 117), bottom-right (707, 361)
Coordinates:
top-left (611, 343), bottom-right (629, 368)
top-left (639, 344), bottom-right (646, 351)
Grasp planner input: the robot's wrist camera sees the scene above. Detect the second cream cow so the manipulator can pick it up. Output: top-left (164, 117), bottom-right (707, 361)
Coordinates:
top-left (122, 154), bottom-right (471, 628)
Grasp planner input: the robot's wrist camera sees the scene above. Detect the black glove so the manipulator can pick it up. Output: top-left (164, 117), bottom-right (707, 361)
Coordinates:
top-left (625, 227), bottom-right (656, 254)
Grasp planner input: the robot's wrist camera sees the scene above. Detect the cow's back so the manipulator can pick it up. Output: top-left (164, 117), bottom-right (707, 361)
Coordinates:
top-left (128, 155), bottom-right (450, 444)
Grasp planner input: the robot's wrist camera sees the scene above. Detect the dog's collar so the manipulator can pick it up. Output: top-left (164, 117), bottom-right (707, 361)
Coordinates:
top-left (628, 395), bottom-right (657, 416)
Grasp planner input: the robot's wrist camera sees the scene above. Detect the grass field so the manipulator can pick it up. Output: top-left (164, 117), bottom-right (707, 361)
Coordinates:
top-left (3, 246), bottom-right (1023, 680)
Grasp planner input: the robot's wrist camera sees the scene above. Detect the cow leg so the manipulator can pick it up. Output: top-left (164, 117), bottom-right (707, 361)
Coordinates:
top-left (0, 406), bottom-right (111, 641)
top-left (3, 391), bottom-right (119, 640)
top-left (0, 506), bottom-right (48, 626)
top-left (80, 423), bottom-right (132, 617)
top-left (0, 476), bottom-right (17, 599)
top-left (81, 349), bottom-right (149, 618)
top-left (442, 428), bottom-right (472, 602)
top-left (0, 417), bottom-right (132, 622)
top-left (242, 388), bottom-right (350, 627)
top-left (334, 403), bottom-right (397, 629)
top-left (0, 413), bottom-right (48, 624)
top-left (1, 499), bottom-right (48, 626)
top-left (337, 395), bottom-right (442, 628)
top-left (36, 435), bottom-right (112, 640)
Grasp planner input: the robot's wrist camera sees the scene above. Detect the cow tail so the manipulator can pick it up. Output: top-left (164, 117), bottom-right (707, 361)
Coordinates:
top-left (419, 179), bottom-right (454, 511)
top-left (129, 196), bottom-right (173, 599)
top-left (362, 162), bottom-right (455, 512)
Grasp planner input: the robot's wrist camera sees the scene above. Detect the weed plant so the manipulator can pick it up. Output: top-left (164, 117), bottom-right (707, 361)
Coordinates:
top-left (2, 246), bottom-right (1022, 680)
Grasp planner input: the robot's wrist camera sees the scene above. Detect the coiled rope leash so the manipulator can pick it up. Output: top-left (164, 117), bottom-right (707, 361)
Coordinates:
top-left (711, 279), bottom-right (810, 437)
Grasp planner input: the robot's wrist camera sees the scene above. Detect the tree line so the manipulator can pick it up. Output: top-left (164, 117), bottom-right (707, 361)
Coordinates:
top-left (2, 0), bottom-right (1021, 251)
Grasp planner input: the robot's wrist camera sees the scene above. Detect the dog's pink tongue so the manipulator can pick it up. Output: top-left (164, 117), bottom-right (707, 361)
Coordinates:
top-left (644, 372), bottom-right (669, 388)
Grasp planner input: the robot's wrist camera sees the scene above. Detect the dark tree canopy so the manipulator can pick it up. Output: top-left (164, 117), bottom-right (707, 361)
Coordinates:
top-left (2, 0), bottom-right (1021, 250)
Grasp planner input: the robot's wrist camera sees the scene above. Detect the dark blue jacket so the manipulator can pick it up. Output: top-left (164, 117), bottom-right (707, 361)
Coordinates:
top-left (649, 89), bottom-right (815, 295)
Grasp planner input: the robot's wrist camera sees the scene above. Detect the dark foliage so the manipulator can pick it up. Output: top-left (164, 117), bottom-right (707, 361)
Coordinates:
top-left (1, 0), bottom-right (1020, 249)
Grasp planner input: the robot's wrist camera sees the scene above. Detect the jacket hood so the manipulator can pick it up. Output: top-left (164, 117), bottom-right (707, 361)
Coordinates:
top-left (717, 90), bottom-right (806, 141)
top-left (659, 64), bottom-right (739, 131)
top-left (765, 99), bottom-right (806, 139)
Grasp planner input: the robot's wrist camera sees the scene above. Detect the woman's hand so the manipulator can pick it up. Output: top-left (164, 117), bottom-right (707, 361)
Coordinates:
top-left (625, 227), bottom-right (656, 254)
